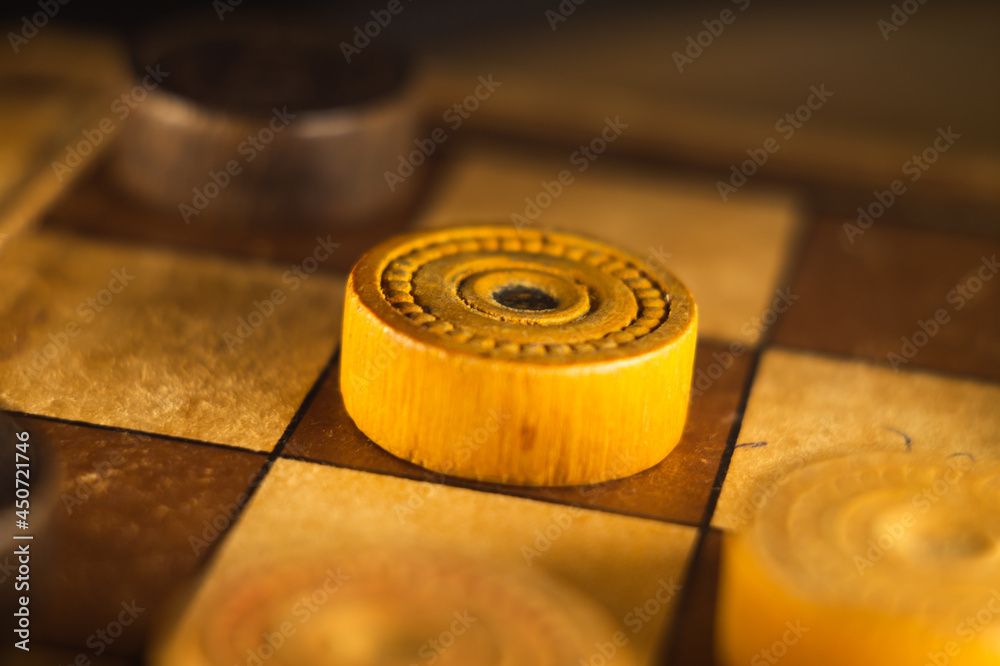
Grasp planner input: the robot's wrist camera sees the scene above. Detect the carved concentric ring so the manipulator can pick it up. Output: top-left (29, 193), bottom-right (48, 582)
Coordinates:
top-left (375, 228), bottom-right (680, 358)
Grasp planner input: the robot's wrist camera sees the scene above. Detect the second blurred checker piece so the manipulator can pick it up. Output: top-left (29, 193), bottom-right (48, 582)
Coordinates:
top-left (151, 548), bottom-right (638, 666)
top-left (716, 453), bottom-right (1000, 666)
top-left (110, 17), bottom-right (419, 228)
top-left (341, 225), bottom-right (698, 486)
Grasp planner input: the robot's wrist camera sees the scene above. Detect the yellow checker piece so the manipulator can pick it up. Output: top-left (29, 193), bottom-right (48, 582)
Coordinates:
top-left (341, 225), bottom-right (698, 486)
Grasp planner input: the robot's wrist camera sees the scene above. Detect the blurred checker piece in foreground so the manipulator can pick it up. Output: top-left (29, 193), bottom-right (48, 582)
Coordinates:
top-left (110, 16), bottom-right (420, 229)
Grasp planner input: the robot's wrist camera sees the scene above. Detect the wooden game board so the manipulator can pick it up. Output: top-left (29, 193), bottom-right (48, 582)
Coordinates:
top-left (1, 7), bottom-right (997, 665)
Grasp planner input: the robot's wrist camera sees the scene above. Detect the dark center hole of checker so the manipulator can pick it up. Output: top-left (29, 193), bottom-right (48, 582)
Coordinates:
top-left (493, 285), bottom-right (559, 311)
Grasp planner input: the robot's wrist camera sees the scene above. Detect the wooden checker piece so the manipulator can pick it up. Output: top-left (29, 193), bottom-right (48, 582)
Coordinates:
top-left (148, 458), bottom-right (697, 666)
top-left (718, 453), bottom-right (1000, 666)
top-left (109, 17), bottom-right (419, 228)
top-left (341, 225), bottom-right (698, 486)
top-left (152, 548), bottom-right (639, 666)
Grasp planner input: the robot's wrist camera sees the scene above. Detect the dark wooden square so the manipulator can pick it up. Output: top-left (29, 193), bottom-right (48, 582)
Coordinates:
top-left (283, 340), bottom-right (753, 526)
top-left (14, 416), bottom-right (266, 658)
top-left (772, 219), bottom-right (1000, 381)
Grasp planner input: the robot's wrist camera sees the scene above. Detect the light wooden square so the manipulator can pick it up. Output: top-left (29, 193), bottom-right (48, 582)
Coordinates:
top-left (179, 459), bottom-right (699, 662)
top-left (0, 230), bottom-right (345, 451)
top-left (418, 140), bottom-right (801, 344)
top-left (713, 347), bottom-right (1000, 530)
